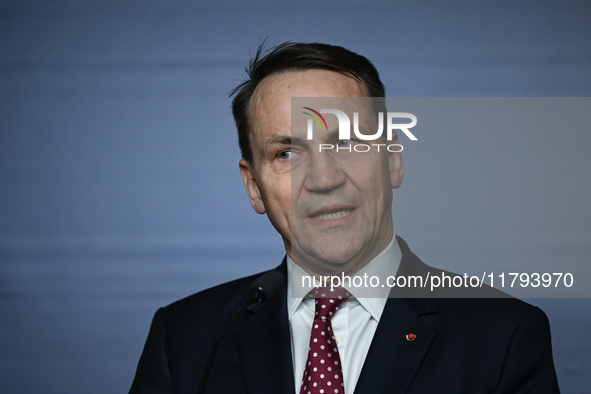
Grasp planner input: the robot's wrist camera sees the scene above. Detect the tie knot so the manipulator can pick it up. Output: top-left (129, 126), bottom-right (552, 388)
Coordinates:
top-left (308, 287), bottom-right (350, 321)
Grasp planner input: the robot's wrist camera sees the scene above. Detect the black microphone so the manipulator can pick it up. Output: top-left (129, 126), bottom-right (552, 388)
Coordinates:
top-left (197, 270), bottom-right (285, 394)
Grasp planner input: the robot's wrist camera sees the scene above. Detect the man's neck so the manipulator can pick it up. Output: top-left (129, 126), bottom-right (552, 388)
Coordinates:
top-left (287, 233), bottom-right (402, 300)
top-left (286, 230), bottom-right (395, 278)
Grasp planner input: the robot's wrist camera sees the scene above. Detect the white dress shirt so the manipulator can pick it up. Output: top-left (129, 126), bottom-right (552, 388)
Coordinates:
top-left (287, 235), bottom-right (402, 394)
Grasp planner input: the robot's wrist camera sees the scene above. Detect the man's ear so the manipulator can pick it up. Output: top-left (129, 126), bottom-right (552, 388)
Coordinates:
top-left (388, 132), bottom-right (404, 189)
top-left (239, 159), bottom-right (266, 214)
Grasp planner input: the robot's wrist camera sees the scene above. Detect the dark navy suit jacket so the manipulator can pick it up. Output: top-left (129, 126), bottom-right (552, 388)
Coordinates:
top-left (130, 237), bottom-right (560, 393)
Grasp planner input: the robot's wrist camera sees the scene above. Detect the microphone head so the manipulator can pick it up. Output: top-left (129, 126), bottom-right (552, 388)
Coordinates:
top-left (250, 270), bottom-right (285, 302)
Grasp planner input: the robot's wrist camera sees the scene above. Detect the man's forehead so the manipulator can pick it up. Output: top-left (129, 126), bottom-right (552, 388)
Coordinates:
top-left (249, 70), bottom-right (368, 139)
top-left (251, 70), bottom-right (366, 111)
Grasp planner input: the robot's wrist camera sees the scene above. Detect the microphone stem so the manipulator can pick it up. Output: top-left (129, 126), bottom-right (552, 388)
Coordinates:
top-left (197, 287), bottom-right (264, 394)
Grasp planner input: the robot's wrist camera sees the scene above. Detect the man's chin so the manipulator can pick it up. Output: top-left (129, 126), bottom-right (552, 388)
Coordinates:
top-left (292, 244), bottom-right (368, 275)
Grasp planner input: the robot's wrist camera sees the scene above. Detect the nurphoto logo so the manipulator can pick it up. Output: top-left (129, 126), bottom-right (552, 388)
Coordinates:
top-left (302, 107), bottom-right (417, 152)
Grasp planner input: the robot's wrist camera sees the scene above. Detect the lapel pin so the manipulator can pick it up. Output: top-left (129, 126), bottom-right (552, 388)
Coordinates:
top-left (406, 333), bottom-right (416, 341)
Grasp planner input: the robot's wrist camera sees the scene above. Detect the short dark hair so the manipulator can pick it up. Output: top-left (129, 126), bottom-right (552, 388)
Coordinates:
top-left (229, 42), bottom-right (386, 164)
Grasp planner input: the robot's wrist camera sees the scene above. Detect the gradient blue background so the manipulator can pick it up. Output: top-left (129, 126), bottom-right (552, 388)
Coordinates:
top-left (1, 1), bottom-right (590, 392)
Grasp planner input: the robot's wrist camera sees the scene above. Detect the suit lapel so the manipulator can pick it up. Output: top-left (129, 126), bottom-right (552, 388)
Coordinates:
top-left (237, 261), bottom-right (295, 394)
top-left (353, 298), bottom-right (437, 394)
top-left (354, 237), bottom-right (438, 394)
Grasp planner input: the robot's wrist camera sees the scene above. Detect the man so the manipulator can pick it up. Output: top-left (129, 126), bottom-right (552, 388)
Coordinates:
top-left (130, 42), bottom-right (560, 393)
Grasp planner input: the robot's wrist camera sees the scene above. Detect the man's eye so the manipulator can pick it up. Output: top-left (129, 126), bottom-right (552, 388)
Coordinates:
top-left (337, 139), bottom-right (352, 147)
top-left (278, 150), bottom-right (293, 160)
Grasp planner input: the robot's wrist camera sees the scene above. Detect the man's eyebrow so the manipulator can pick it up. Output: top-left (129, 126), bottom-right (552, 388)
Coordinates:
top-left (325, 129), bottom-right (340, 140)
top-left (266, 135), bottom-right (292, 146)
top-left (265, 135), bottom-right (307, 147)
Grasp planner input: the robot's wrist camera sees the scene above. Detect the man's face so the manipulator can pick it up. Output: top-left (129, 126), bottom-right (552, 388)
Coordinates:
top-left (240, 70), bottom-right (403, 276)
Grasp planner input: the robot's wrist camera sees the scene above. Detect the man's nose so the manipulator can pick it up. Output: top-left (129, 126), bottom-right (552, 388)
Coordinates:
top-left (302, 152), bottom-right (346, 192)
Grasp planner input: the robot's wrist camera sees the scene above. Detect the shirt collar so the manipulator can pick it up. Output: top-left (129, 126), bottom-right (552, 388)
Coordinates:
top-left (287, 234), bottom-right (402, 322)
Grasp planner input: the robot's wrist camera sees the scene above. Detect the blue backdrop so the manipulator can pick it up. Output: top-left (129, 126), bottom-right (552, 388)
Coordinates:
top-left (1, 1), bottom-right (590, 392)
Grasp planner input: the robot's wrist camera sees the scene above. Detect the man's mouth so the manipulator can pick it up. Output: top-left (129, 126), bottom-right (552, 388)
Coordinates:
top-left (309, 208), bottom-right (354, 220)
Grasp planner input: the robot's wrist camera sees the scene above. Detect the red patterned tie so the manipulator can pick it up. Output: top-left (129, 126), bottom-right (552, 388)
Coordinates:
top-left (299, 287), bottom-right (350, 394)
